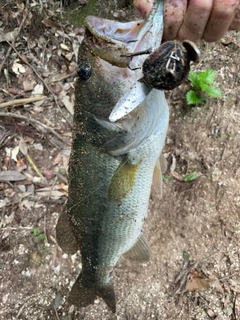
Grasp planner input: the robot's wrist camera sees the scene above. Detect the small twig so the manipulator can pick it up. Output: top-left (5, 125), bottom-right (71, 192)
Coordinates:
top-left (25, 153), bottom-right (44, 178)
top-left (0, 227), bottom-right (33, 230)
top-left (0, 9), bottom-right (29, 74)
top-left (53, 305), bottom-right (61, 320)
top-left (0, 95), bottom-right (45, 109)
top-left (0, 112), bottom-right (68, 145)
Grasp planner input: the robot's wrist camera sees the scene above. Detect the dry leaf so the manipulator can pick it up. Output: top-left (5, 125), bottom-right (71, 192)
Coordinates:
top-left (12, 59), bottom-right (26, 75)
top-left (60, 43), bottom-right (70, 51)
top-left (0, 170), bottom-right (26, 182)
top-left (185, 277), bottom-right (210, 292)
top-left (0, 198), bottom-right (9, 209)
top-left (36, 190), bottom-right (65, 198)
top-left (19, 140), bottom-right (28, 156)
top-left (32, 83), bottom-right (44, 95)
top-left (11, 146), bottom-right (20, 162)
top-left (42, 18), bottom-right (61, 30)
top-left (62, 95), bottom-right (74, 115)
top-left (43, 169), bottom-right (56, 180)
top-left (171, 170), bottom-right (183, 181)
top-left (0, 30), bottom-right (18, 42)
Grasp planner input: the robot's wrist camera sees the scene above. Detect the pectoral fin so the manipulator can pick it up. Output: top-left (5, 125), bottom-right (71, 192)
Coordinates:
top-left (108, 160), bottom-right (140, 203)
top-left (159, 153), bottom-right (168, 174)
top-left (123, 233), bottom-right (150, 262)
top-left (56, 210), bottom-right (79, 255)
top-left (152, 154), bottom-right (168, 199)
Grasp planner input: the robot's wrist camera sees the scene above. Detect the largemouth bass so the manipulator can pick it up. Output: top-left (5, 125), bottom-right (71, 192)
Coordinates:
top-left (56, 0), bottom-right (168, 313)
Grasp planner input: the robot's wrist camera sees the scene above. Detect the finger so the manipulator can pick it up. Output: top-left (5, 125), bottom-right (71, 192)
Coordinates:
top-left (203, 0), bottom-right (240, 41)
top-left (163, 0), bottom-right (188, 41)
top-left (177, 0), bottom-right (213, 42)
top-left (133, 0), bottom-right (153, 18)
top-left (229, 4), bottom-right (240, 30)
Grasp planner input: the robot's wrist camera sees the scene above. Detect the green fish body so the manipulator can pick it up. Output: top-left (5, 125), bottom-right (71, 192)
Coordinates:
top-left (56, 0), bottom-right (168, 313)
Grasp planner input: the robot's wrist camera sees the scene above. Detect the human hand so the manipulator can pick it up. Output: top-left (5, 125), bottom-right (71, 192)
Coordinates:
top-left (133, 0), bottom-right (240, 42)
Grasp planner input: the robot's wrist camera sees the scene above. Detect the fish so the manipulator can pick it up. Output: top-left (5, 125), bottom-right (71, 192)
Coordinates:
top-left (56, 0), bottom-right (169, 313)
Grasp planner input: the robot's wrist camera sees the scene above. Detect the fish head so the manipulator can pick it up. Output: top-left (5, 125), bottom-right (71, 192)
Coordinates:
top-left (75, 0), bottom-right (164, 120)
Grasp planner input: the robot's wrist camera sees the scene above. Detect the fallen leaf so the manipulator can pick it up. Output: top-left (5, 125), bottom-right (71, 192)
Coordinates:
top-left (32, 83), bottom-right (44, 95)
top-left (0, 198), bottom-right (9, 209)
top-left (11, 146), bottom-right (20, 162)
top-left (62, 95), bottom-right (74, 115)
top-left (60, 43), bottom-right (70, 51)
top-left (171, 170), bottom-right (183, 181)
top-left (0, 170), bottom-right (26, 182)
top-left (12, 59), bottom-right (26, 75)
top-left (19, 140), bottom-right (28, 156)
top-left (185, 277), bottom-right (210, 292)
top-left (42, 169), bottom-right (56, 180)
top-left (42, 18), bottom-right (62, 30)
top-left (36, 190), bottom-right (65, 198)
top-left (0, 30), bottom-right (18, 42)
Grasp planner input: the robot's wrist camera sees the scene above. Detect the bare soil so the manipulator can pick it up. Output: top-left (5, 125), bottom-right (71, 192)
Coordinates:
top-left (0, 1), bottom-right (240, 319)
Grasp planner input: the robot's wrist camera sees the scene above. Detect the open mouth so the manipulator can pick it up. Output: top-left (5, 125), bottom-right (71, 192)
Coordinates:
top-left (84, 16), bottom-right (153, 68)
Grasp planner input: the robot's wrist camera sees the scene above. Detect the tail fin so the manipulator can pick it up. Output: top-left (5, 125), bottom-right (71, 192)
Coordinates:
top-left (68, 273), bottom-right (116, 313)
top-left (96, 285), bottom-right (116, 313)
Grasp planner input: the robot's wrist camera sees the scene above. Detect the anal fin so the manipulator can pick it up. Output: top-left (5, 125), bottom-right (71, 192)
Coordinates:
top-left (56, 210), bottom-right (79, 255)
top-left (123, 233), bottom-right (150, 262)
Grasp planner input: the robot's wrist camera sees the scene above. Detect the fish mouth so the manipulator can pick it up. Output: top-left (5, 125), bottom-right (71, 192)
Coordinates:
top-left (84, 16), bottom-right (145, 68)
top-left (83, 1), bottom-right (164, 122)
top-left (83, 0), bottom-right (164, 71)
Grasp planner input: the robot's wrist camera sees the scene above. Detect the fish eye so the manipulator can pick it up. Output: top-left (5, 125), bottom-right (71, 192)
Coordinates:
top-left (78, 64), bottom-right (91, 81)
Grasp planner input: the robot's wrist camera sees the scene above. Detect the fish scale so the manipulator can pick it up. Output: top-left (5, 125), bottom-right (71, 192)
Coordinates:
top-left (56, 0), bottom-right (167, 313)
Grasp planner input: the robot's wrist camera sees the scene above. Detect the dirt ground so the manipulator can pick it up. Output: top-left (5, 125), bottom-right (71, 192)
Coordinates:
top-left (0, 1), bottom-right (240, 319)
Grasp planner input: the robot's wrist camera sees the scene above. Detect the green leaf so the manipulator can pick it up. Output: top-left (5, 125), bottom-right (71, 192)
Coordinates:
top-left (183, 172), bottom-right (198, 182)
top-left (198, 69), bottom-right (215, 85)
top-left (183, 251), bottom-right (190, 262)
top-left (189, 71), bottom-right (200, 90)
top-left (202, 85), bottom-right (222, 98)
top-left (186, 90), bottom-right (203, 105)
top-left (163, 175), bottom-right (170, 181)
top-left (199, 80), bottom-right (210, 93)
top-left (33, 228), bottom-right (40, 236)
top-left (38, 234), bottom-right (46, 241)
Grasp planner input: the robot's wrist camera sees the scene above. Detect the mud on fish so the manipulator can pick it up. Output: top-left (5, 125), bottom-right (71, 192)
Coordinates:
top-left (56, 0), bottom-right (199, 313)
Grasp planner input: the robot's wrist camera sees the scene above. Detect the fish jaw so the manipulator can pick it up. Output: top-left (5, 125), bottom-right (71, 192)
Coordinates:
top-left (84, 17), bottom-right (144, 68)
top-left (84, 0), bottom-right (164, 70)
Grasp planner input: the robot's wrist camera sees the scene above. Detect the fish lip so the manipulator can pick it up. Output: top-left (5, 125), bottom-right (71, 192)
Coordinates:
top-left (85, 16), bottom-right (144, 46)
top-left (84, 16), bottom-right (145, 67)
top-left (84, 1), bottom-right (164, 68)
